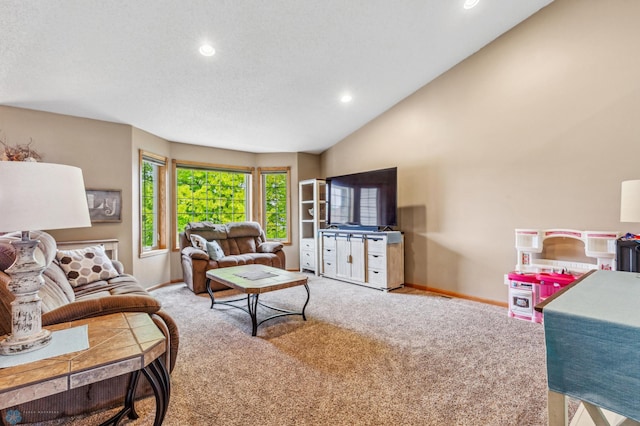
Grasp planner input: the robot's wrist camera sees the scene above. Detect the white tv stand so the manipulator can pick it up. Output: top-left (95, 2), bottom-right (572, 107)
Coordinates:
top-left (319, 229), bottom-right (404, 291)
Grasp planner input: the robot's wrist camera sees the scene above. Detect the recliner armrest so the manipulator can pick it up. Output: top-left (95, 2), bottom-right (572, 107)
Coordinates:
top-left (258, 241), bottom-right (284, 253)
top-left (182, 246), bottom-right (209, 260)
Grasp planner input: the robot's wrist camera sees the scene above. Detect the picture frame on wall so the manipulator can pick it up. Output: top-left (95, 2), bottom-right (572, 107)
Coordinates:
top-left (86, 189), bottom-right (122, 223)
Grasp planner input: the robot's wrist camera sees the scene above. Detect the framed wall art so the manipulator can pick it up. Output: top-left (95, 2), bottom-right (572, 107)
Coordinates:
top-left (86, 189), bottom-right (122, 223)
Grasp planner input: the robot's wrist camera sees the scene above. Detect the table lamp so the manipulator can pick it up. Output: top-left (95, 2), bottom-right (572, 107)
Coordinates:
top-left (0, 161), bottom-right (91, 355)
top-left (620, 180), bottom-right (640, 222)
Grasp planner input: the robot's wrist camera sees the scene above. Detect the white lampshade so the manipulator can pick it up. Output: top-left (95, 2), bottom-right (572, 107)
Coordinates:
top-left (620, 180), bottom-right (640, 223)
top-left (0, 162), bottom-right (91, 233)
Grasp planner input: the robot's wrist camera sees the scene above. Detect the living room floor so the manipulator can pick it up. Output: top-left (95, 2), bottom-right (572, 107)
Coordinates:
top-left (34, 274), bottom-right (578, 425)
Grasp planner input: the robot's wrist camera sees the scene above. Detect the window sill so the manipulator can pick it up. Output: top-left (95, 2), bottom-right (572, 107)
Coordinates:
top-left (139, 248), bottom-right (169, 259)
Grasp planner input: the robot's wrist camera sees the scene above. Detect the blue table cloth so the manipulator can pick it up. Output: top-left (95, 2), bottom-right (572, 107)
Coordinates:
top-left (544, 270), bottom-right (640, 422)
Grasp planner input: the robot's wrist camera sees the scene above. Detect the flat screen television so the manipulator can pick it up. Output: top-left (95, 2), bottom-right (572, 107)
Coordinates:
top-left (326, 167), bottom-right (397, 230)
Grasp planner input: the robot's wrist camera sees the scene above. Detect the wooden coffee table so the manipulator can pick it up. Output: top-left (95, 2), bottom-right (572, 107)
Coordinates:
top-left (205, 265), bottom-right (310, 336)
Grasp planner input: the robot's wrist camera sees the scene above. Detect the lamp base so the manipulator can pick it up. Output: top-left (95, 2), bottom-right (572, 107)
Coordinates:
top-left (0, 328), bottom-right (52, 355)
top-left (0, 233), bottom-right (52, 356)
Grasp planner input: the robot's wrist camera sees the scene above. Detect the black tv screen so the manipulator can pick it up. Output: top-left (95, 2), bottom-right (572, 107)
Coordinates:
top-left (326, 167), bottom-right (397, 229)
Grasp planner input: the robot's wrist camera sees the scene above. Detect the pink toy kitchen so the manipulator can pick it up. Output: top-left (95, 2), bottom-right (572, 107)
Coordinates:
top-left (506, 229), bottom-right (620, 323)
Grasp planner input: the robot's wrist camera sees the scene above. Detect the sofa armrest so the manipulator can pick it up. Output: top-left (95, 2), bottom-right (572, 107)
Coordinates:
top-left (181, 246), bottom-right (209, 260)
top-left (151, 309), bottom-right (180, 373)
top-left (42, 294), bottom-right (161, 326)
top-left (258, 241), bottom-right (284, 253)
top-left (111, 259), bottom-right (125, 275)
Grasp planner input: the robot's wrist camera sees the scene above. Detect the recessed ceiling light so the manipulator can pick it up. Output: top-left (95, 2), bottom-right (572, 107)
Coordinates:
top-left (463, 0), bottom-right (479, 9)
top-left (340, 94), bottom-right (353, 103)
top-left (199, 44), bottom-right (216, 57)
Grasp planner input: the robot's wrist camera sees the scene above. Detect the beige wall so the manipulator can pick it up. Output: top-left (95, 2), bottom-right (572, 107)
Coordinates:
top-left (0, 106), bottom-right (135, 272)
top-left (131, 127), bottom-right (172, 286)
top-left (0, 106), bottom-right (309, 287)
top-left (297, 152), bottom-right (322, 182)
top-left (321, 0), bottom-right (640, 302)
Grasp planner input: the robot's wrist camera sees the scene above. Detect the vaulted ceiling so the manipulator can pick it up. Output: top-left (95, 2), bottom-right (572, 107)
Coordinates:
top-left (1, 1), bottom-right (553, 153)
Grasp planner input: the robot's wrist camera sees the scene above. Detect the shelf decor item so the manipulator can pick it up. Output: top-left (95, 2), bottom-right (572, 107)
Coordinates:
top-left (0, 161), bottom-right (91, 355)
top-left (0, 139), bottom-right (42, 162)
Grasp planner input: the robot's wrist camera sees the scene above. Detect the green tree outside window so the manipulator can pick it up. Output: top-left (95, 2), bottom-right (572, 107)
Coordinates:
top-left (141, 160), bottom-right (157, 249)
top-left (175, 167), bottom-right (251, 236)
top-left (261, 169), bottom-right (289, 242)
top-left (140, 152), bottom-right (167, 253)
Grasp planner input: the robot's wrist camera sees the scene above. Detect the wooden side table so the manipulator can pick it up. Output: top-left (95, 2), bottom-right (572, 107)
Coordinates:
top-left (0, 312), bottom-right (170, 425)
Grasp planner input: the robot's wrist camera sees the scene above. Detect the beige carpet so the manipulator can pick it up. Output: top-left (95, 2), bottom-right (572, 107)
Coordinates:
top-left (36, 274), bottom-right (573, 425)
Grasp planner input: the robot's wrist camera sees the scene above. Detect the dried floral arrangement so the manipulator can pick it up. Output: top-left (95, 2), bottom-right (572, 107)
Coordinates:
top-left (0, 138), bottom-right (42, 162)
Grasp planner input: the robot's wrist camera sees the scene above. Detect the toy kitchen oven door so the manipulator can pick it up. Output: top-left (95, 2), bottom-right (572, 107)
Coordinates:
top-left (506, 229), bottom-right (619, 323)
top-left (507, 272), bottom-right (542, 322)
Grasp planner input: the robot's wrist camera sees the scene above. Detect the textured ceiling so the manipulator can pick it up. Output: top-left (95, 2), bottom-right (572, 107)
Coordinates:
top-left (0, 1), bottom-right (553, 154)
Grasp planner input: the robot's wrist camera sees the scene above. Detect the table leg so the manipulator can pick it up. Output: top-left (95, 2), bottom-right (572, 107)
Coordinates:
top-left (153, 355), bottom-right (171, 401)
top-left (548, 390), bottom-right (568, 426)
top-left (206, 278), bottom-right (216, 308)
top-left (98, 371), bottom-right (141, 426)
top-left (301, 283), bottom-right (310, 320)
top-left (142, 358), bottom-right (171, 426)
top-left (247, 294), bottom-right (260, 336)
top-left (97, 359), bottom-right (170, 426)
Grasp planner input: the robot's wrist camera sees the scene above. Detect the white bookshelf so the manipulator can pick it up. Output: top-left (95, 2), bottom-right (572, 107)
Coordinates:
top-left (299, 179), bottom-right (325, 274)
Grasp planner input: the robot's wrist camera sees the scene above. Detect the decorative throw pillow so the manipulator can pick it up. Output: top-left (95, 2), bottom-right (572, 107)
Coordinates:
top-left (190, 234), bottom-right (208, 251)
top-left (206, 240), bottom-right (225, 260)
top-left (55, 245), bottom-right (119, 287)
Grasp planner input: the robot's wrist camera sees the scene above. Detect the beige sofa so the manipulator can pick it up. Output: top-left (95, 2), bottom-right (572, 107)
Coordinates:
top-left (179, 221), bottom-right (286, 294)
top-left (0, 231), bottom-right (179, 423)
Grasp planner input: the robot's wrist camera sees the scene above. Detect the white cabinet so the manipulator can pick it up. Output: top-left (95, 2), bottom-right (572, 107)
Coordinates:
top-left (366, 234), bottom-right (404, 289)
top-left (300, 238), bottom-right (316, 271)
top-left (320, 230), bottom-right (404, 291)
top-left (335, 233), bottom-right (366, 283)
top-left (299, 179), bottom-right (326, 274)
top-left (322, 234), bottom-right (337, 278)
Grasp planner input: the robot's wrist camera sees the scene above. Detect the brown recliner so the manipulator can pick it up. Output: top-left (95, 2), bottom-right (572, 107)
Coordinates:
top-left (179, 221), bottom-right (286, 294)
